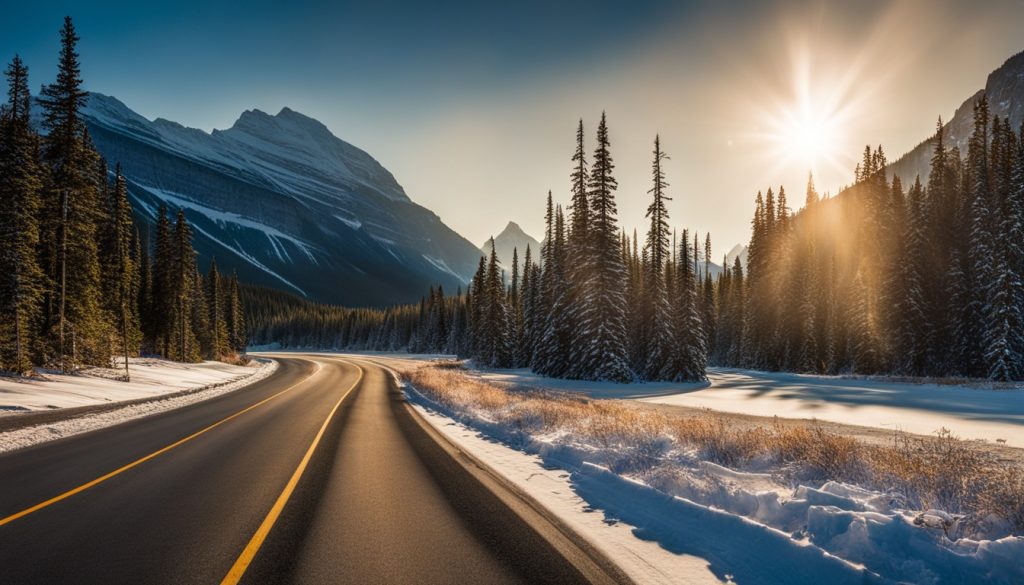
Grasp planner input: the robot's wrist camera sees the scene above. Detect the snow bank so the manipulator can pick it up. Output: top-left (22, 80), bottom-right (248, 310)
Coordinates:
top-left (467, 366), bottom-right (1024, 447)
top-left (0, 359), bottom-right (276, 453)
top-left (0, 358), bottom-right (263, 411)
top-left (399, 368), bottom-right (1024, 585)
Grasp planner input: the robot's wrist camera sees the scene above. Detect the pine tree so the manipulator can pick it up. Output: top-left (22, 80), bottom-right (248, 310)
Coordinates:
top-left (665, 230), bottom-right (707, 381)
top-left (151, 204), bottom-right (173, 355)
top-left (536, 203), bottom-right (573, 377)
top-left (226, 271), bottom-right (246, 353)
top-left (39, 17), bottom-right (107, 369)
top-left (483, 241), bottom-right (511, 367)
top-left (100, 167), bottom-right (141, 377)
top-left (643, 135), bottom-right (673, 379)
top-left (207, 258), bottom-right (231, 358)
top-left (891, 177), bottom-right (929, 375)
top-left (0, 56), bottom-right (45, 372)
top-left (577, 113), bottom-right (632, 381)
top-left (169, 210), bottom-right (200, 361)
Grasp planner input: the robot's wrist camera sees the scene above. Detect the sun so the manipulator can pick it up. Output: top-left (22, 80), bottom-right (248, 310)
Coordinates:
top-left (773, 104), bottom-right (842, 171)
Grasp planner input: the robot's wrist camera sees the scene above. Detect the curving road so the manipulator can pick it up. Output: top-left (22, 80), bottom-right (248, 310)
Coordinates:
top-left (0, 355), bottom-right (612, 584)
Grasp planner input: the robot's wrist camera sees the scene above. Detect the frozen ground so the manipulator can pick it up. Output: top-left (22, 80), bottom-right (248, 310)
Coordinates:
top-left (469, 366), bottom-right (1024, 448)
top-left (381, 360), bottom-right (1024, 585)
top-left (0, 358), bottom-right (276, 453)
top-left (0, 358), bottom-right (263, 411)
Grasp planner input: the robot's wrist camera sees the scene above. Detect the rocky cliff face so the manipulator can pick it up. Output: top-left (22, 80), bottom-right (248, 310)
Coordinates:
top-left (41, 94), bottom-right (481, 306)
top-left (887, 51), bottom-right (1024, 184)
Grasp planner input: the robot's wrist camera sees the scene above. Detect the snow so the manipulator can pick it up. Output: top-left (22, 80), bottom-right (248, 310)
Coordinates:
top-left (408, 400), bottom-right (723, 585)
top-left (0, 359), bottom-right (276, 453)
top-left (0, 358), bottom-right (261, 411)
top-left (469, 366), bottom-right (1024, 447)
top-left (185, 218), bottom-right (307, 296)
top-left (334, 214), bottom-right (362, 230)
top-left (421, 254), bottom-right (465, 281)
top-left (144, 186), bottom-right (320, 262)
top-left (388, 362), bottom-right (1024, 585)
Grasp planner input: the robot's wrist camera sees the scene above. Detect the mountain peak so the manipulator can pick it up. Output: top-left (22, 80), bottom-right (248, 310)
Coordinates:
top-left (499, 221), bottom-right (527, 236)
top-left (480, 221), bottom-right (542, 263)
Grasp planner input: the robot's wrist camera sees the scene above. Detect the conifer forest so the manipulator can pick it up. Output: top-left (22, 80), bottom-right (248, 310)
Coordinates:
top-left (249, 95), bottom-right (1024, 383)
top-left (0, 18), bottom-right (246, 376)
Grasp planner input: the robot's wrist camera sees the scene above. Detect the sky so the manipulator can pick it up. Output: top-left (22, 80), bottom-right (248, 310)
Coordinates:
top-left (3, 0), bottom-right (1024, 258)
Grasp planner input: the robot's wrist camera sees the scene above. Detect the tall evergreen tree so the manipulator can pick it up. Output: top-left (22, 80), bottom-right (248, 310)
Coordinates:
top-left (207, 258), bottom-right (231, 358)
top-left (577, 113), bottom-right (632, 381)
top-left (643, 135), bottom-right (673, 379)
top-left (100, 167), bottom-right (141, 377)
top-left (0, 56), bottom-right (45, 372)
top-left (39, 17), bottom-right (107, 369)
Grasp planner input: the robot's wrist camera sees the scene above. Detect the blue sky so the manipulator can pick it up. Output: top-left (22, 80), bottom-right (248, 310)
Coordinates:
top-left (4, 1), bottom-right (1024, 253)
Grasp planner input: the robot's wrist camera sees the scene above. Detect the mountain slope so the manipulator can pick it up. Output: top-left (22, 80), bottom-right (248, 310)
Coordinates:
top-left (37, 94), bottom-right (481, 306)
top-left (887, 51), bottom-right (1024, 184)
top-left (480, 221), bottom-right (542, 266)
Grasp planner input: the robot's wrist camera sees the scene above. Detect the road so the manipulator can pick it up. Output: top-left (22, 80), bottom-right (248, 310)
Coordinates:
top-left (0, 355), bottom-right (606, 584)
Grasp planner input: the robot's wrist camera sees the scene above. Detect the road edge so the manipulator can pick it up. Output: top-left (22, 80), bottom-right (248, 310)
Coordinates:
top-left (0, 359), bottom-right (280, 453)
top-left (352, 357), bottom-right (636, 585)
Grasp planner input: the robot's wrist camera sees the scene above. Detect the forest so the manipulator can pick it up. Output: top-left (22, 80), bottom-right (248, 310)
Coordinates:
top-left (0, 18), bottom-right (247, 376)
top-left (249, 97), bottom-right (1024, 383)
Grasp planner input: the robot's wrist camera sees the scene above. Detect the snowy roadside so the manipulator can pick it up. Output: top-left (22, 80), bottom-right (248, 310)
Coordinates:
top-left (391, 361), bottom-right (1024, 585)
top-left (465, 365), bottom-right (1024, 448)
top-left (0, 358), bottom-right (277, 453)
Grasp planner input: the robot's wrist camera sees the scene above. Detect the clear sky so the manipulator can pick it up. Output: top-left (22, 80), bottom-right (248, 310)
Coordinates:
top-left (4, 0), bottom-right (1023, 257)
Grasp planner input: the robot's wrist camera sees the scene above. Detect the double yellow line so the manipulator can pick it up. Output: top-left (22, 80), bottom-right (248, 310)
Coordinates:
top-left (1, 356), bottom-right (364, 585)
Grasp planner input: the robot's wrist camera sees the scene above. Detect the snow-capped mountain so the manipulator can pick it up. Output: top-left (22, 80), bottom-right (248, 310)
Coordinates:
top-left (887, 51), bottom-right (1024, 184)
top-left (42, 93), bottom-right (482, 306)
top-left (479, 221), bottom-right (542, 267)
top-left (724, 244), bottom-right (748, 269)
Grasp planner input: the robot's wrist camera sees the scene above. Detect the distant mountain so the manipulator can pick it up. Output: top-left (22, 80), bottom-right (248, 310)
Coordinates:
top-left (887, 51), bottom-right (1024, 184)
top-left (480, 221), bottom-right (541, 268)
top-left (32, 93), bottom-right (481, 306)
top-left (724, 244), bottom-right (748, 269)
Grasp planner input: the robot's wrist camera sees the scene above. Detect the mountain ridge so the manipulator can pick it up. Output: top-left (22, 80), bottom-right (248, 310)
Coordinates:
top-left (36, 93), bottom-right (482, 306)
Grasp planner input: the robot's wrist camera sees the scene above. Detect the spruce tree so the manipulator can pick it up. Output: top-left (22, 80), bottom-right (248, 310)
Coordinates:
top-left (100, 168), bottom-right (141, 377)
top-left (0, 56), bottom-right (44, 372)
top-left (666, 230), bottom-right (707, 381)
top-left (643, 135), bottom-right (673, 379)
top-left (39, 17), bottom-right (107, 369)
top-left (577, 113), bottom-right (632, 381)
top-left (226, 271), bottom-right (246, 353)
top-left (207, 258), bottom-right (231, 358)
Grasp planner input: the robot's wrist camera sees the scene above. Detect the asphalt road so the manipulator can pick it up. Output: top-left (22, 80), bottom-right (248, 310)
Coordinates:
top-left (0, 355), bottom-right (599, 584)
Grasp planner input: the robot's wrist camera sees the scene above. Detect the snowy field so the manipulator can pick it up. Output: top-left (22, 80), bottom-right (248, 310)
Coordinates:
top-left (469, 366), bottom-right (1024, 447)
top-left (0, 358), bottom-right (276, 453)
top-left (384, 360), bottom-right (1024, 585)
top-left (0, 358), bottom-right (263, 411)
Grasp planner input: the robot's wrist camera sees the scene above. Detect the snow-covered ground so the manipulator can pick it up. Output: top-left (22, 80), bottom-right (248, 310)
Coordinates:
top-left (0, 358), bottom-right (264, 411)
top-left (470, 366), bottom-right (1024, 447)
top-left (0, 358), bottom-right (276, 453)
top-left (384, 361), bottom-right (1024, 585)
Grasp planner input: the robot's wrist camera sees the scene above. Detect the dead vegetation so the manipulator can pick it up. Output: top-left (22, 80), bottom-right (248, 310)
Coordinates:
top-left (405, 364), bottom-right (1024, 536)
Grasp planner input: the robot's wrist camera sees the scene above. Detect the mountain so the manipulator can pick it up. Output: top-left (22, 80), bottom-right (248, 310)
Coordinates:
top-left (479, 222), bottom-right (542, 268)
top-left (34, 93), bottom-right (481, 306)
top-left (724, 244), bottom-right (748, 269)
top-left (887, 51), bottom-right (1024, 184)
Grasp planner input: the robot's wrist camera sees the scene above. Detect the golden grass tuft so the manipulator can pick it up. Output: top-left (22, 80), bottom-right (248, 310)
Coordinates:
top-left (403, 363), bottom-right (1024, 535)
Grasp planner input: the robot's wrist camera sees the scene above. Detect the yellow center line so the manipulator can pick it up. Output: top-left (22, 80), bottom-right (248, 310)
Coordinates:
top-left (221, 360), bottom-right (364, 585)
top-left (0, 359), bottom-right (322, 528)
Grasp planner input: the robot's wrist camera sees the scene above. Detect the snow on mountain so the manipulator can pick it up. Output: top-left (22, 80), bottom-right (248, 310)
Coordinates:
top-left (724, 243), bottom-right (748, 268)
top-left (479, 221), bottom-right (542, 268)
top-left (37, 93), bottom-right (482, 306)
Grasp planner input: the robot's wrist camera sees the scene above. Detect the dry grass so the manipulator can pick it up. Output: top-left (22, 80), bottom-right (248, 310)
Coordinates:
top-left (404, 364), bottom-right (1024, 536)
